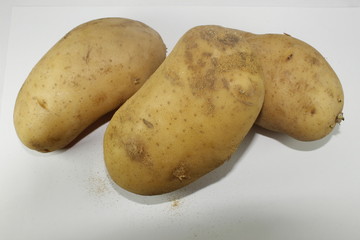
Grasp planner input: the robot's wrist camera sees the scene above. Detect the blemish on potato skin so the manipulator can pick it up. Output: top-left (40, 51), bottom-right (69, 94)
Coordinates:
top-left (218, 33), bottom-right (240, 47)
top-left (201, 97), bottom-right (216, 115)
top-left (199, 29), bottom-right (216, 42)
top-left (196, 59), bottom-right (207, 68)
top-left (216, 52), bottom-right (259, 74)
top-left (305, 55), bottom-right (320, 66)
top-left (191, 69), bottom-right (216, 93)
top-left (83, 47), bottom-right (92, 64)
top-left (310, 108), bottom-right (316, 115)
top-left (75, 113), bottom-right (82, 120)
top-left (133, 77), bottom-right (141, 85)
top-left (325, 88), bottom-right (334, 98)
top-left (199, 29), bottom-right (240, 49)
top-left (172, 163), bottom-right (190, 182)
top-left (123, 138), bottom-right (148, 163)
top-left (202, 52), bottom-right (212, 58)
top-left (221, 78), bottom-right (230, 89)
top-left (185, 51), bottom-right (194, 65)
top-left (164, 69), bottom-right (183, 86)
top-left (62, 32), bottom-right (71, 40)
top-left (91, 92), bottom-right (107, 105)
top-left (286, 53), bottom-right (293, 61)
top-left (142, 118), bottom-right (154, 128)
top-left (36, 98), bottom-right (48, 110)
top-left (99, 66), bottom-right (112, 74)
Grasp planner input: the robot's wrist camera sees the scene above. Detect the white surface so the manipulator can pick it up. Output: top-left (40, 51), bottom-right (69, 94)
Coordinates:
top-left (1, 5), bottom-right (360, 240)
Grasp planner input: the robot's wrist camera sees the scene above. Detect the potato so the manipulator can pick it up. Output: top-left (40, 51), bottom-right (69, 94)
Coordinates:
top-left (103, 25), bottom-right (265, 195)
top-left (242, 33), bottom-right (344, 141)
top-left (13, 18), bottom-right (166, 152)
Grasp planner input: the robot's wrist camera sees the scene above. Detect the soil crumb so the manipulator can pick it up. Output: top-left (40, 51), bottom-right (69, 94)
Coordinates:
top-left (172, 199), bottom-right (181, 208)
top-left (88, 174), bottom-right (111, 196)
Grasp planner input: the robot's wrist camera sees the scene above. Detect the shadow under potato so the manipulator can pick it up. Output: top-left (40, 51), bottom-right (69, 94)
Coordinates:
top-left (253, 124), bottom-right (339, 152)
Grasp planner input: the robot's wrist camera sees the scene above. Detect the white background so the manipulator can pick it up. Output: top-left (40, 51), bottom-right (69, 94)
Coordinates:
top-left (1, 2), bottom-right (360, 240)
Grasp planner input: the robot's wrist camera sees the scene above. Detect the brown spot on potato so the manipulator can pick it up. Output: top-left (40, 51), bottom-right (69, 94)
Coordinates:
top-left (75, 114), bottom-right (82, 120)
top-left (218, 33), bottom-right (240, 47)
top-left (100, 66), bottom-right (112, 74)
top-left (325, 88), bottom-right (334, 98)
top-left (124, 138), bottom-right (147, 162)
top-left (133, 77), bottom-right (141, 85)
top-left (165, 70), bottom-right (182, 86)
top-left (36, 98), bottom-right (48, 110)
top-left (286, 53), bottom-right (293, 61)
top-left (222, 78), bottom-right (230, 89)
top-left (142, 119), bottom-right (154, 128)
top-left (172, 162), bottom-right (190, 182)
top-left (62, 32), bottom-right (71, 40)
top-left (305, 55), bottom-right (320, 65)
top-left (68, 80), bottom-right (80, 88)
top-left (196, 59), bottom-right (207, 68)
top-left (200, 29), bottom-right (216, 42)
top-left (211, 57), bottom-right (218, 66)
top-left (83, 47), bottom-right (92, 64)
top-left (202, 52), bottom-right (212, 58)
top-left (189, 69), bottom-right (216, 96)
top-left (186, 40), bottom-right (198, 50)
top-left (217, 52), bottom-right (259, 74)
top-left (203, 97), bottom-right (215, 115)
top-left (92, 92), bottom-right (107, 105)
top-left (185, 50), bottom-right (193, 64)
top-left (199, 28), bottom-right (240, 49)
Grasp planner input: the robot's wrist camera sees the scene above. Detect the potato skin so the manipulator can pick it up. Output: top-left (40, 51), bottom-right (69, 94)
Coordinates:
top-left (243, 33), bottom-right (344, 141)
top-left (104, 25), bottom-right (265, 195)
top-left (14, 18), bottom-right (166, 152)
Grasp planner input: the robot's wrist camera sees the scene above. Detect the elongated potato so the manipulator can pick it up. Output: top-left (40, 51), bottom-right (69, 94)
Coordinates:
top-left (243, 33), bottom-right (344, 141)
top-left (104, 25), bottom-right (265, 195)
top-left (14, 18), bottom-right (166, 152)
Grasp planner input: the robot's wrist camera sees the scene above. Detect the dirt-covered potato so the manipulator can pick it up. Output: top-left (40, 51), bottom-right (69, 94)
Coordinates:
top-left (104, 25), bottom-right (265, 195)
top-left (242, 33), bottom-right (344, 141)
top-left (14, 18), bottom-right (166, 152)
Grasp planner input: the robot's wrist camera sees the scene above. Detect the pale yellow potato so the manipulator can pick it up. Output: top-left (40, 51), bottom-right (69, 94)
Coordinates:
top-left (14, 18), bottom-right (166, 152)
top-left (104, 25), bottom-right (265, 195)
top-left (242, 33), bottom-right (344, 141)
